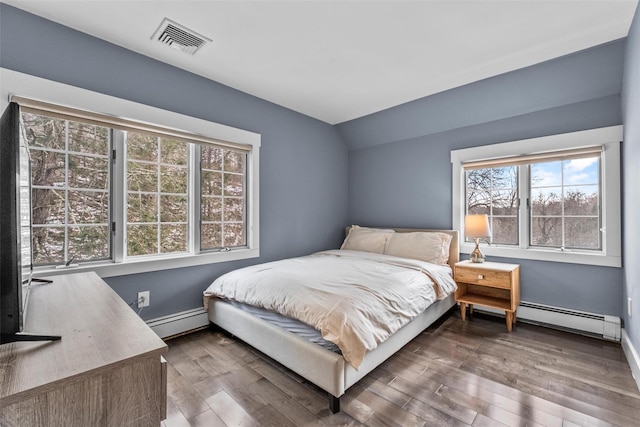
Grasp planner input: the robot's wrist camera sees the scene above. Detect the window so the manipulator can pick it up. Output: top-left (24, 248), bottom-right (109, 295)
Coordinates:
top-left (23, 113), bottom-right (111, 264)
top-left (530, 154), bottom-right (601, 250)
top-left (465, 165), bottom-right (519, 245)
top-left (451, 126), bottom-right (622, 267)
top-left (2, 68), bottom-right (260, 277)
top-left (200, 145), bottom-right (247, 250)
top-left (126, 133), bottom-right (189, 257)
top-left (19, 109), bottom-right (257, 272)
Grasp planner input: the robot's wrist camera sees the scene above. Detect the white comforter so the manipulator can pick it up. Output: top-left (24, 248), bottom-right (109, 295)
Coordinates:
top-left (203, 250), bottom-right (457, 369)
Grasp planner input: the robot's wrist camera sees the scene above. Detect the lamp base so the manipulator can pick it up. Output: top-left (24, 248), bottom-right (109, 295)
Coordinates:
top-left (470, 239), bottom-right (486, 263)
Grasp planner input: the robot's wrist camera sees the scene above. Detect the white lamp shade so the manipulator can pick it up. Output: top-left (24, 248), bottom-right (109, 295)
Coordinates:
top-left (464, 214), bottom-right (491, 238)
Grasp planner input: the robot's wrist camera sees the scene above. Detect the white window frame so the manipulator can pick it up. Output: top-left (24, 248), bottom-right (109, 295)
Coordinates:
top-left (451, 126), bottom-right (622, 268)
top-left (1, 68), bottom-right (261, 278)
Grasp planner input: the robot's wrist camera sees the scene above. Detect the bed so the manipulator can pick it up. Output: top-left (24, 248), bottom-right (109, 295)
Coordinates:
top-left (203, 227), bottom-right (459, 413)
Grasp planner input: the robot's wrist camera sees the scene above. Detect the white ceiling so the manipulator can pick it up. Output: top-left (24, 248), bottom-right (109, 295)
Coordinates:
top-left (3, 0), bottom-right (638, 124)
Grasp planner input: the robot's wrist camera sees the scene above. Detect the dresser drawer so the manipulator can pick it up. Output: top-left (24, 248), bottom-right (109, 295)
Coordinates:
top-left (455, 267), bottom-right (512, 289)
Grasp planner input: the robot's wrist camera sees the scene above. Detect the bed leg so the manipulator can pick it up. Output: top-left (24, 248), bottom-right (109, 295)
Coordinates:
top-left (329, 395), bottom-right (340, 413)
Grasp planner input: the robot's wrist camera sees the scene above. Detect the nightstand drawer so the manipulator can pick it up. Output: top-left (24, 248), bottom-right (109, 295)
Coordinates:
top-left (455, 267), bottom-right (512, 289)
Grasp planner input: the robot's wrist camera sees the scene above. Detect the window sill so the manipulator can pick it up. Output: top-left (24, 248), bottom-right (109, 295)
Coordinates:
top-left (32, 248), bottom-right (260, 279)
top-left (459, 243), bottom-right (621, 268)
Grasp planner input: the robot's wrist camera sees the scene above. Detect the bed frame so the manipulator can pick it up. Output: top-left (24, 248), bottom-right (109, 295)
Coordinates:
top-left (207, 228), bottom-right (459, 413)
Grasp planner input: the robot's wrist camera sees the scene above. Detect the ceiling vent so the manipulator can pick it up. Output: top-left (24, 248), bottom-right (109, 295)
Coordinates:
top-left (152, 18), bottom-right (211, 55)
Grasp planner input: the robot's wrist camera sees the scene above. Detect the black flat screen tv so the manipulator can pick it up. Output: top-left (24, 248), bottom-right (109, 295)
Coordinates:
top-left (0, 101), bottom-right (59, 344)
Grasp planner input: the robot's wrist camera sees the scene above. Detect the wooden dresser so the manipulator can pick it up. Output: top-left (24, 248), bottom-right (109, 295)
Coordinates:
top-left (0, 272), bottom-right (167, 426)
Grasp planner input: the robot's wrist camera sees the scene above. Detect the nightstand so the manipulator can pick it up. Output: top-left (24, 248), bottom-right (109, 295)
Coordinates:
top-left (454, 260), bottom-right (520, 332)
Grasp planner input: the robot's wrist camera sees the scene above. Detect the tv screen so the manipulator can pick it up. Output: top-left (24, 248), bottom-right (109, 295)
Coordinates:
top-left (0, 102), bottom-right (24, 342)
top-left (1, 101), bottom-right (59, 344)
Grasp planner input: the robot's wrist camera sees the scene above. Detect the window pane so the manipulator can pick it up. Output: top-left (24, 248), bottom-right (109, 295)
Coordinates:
top-left (160, 195), bottom-right (188, 222)
top-left (201, 223), bottom-right (222, 248)
top-left (127, 132), bottom-right (158, 162)
top-left (31, 189), bottom-right (65, 224)
top-left (128, 194), bottom-right (157, 223)
top-left (160, 165), bottom-right (187, 193)
top-left (564, 158), bottom-right (599, 185)
top-left (224, 223), bottom-right (245, 247)
top-left (224, 150), bottom-right (245, 173)
top-left (491, 217), bottom-right (518, 245)
top-left (563, 186), bottom-right (598, 215)
top-left (467, 190), bottom-right (490, 215)
top-left (565, 217), bottom-right (600, 249)
top-left (126, 134), bottom-right (189, 257)
top-left (24, 112), bottom-right (111, 265)
top-left (202, 197), bottom-right (222, 222)
top-left (465, 167), bottom-right (518, 245)
top-left (22, 113), bottom-right (66, 150)
top-left (68, 122), bottom-right (109, 155)
top-left (202, 171), bottom-right (222, 196)
top-left (531, 216), bottom-right (562, 247)
top-left (201, 146), bottom-right (247, 250)
top-left (31, 150), bottom-right (65, 187)
top-left (128, 161), bottom-right (158, 192)
top-left (224, 198), bottom-right (244, 222)
top-left (32, 226), bottom-right (65, 264)
top-left (531, 189), bottom-right (562, 216)
top-left (161, 224), bottom-right (187, 253)
top-left (491, 166), bottom-right (517, 189)
top-left (529, 156), bottom-right (600, 250)
top-left (161, 138), bottom-right (188, 165)
top-left (127, 224), bottom-right (158, 256)
top-left (202, 146), bottom-right (222, 170)
top-left (531, 161), bottom-right (562, 187)
top-left (69, 154), bottom-right (109, 189)
top-left (68, 191), bottom-right (109, 224)
top-left (69, 226), bottom-right (109, 261)
top-left (223, 173), bottom-right (244, 197)
top-left (492, 190), bottom-right (518, 215)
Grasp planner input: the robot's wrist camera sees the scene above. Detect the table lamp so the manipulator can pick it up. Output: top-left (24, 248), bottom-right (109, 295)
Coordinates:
top-left (464, 214), bottom-right (491, 263)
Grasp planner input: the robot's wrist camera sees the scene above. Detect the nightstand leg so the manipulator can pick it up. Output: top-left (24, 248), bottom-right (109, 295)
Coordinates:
top-left (469, 305), bottom-right (474, 316)
top-left (460, 303), bottom-right (467, 321)
top-left (506, 312), bottom-right (513, 332)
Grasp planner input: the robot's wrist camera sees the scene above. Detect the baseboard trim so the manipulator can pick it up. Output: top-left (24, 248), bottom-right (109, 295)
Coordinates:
top-left (622, 329), bottom-right (640, 392)
top-left (472, 301), bottom-right (621, 341)
top-left (146, 307), bottom-right (209, 339)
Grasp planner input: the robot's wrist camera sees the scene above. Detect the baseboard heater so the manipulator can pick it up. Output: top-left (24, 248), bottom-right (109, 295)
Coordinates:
top-left (146, 307), bottom-right (209, 339)
top-left (474, 301), bottom-right (621, 341)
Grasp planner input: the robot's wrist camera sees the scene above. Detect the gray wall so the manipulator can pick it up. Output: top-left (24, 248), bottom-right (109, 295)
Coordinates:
top-left (339, 41), bottom-right (626, 317)
top-left (0, 4), bottom-right (349, 320)
top-left (622, 5), bottom-right (640, 361)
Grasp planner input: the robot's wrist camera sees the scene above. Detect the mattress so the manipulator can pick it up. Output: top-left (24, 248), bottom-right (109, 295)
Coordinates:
top-left (226, 299), bottom-right (341, 353)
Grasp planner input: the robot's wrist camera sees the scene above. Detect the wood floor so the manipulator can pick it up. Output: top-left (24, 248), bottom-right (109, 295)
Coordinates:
top-left (162, 310), bottom-right (640, 426)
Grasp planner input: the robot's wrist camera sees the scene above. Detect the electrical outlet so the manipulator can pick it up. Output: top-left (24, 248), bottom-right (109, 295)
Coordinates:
top-left (628, 297), bottom-right (632, 318)
top-left (138, 291), bottom-right (150, 309)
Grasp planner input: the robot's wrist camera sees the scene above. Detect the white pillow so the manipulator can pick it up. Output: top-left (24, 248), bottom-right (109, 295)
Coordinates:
top-left (340, 226), bottom-right (395, 254)
top-left (384, 232), bottom-right (452, 265)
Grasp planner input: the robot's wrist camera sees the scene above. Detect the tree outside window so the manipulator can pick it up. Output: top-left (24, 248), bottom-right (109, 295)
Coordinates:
top-left (465, 166), bottom-right (518, 245)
